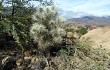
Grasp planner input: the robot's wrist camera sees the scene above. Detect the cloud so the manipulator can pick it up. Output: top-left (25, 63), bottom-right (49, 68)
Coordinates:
top-left (55, 0), bottom-right (110, 17)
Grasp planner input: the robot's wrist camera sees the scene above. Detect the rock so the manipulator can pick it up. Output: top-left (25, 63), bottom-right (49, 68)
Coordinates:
top-left (16, 59), bottom-right (23, 66)
top-left (67, 32), bottom-right (74, 38)
top-left (2, 56), bottom-right (16, 70)
top-left (24, 51), bottom-right (32, 63)
top-left (31, 56), bottom-right (39, 64)
top-left (24, 51), bottom-right (31, 57)
top-left (24, 57), bottom-right (31, 60)
top-left (24, 56), bottom-right (31, 64)
top-left (73, 32), bottom-right (80, 39)
top-left (2, 56), bottom-right (10, 65)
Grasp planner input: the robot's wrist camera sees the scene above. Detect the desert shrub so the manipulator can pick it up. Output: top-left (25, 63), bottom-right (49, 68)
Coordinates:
top-left (30, 4), bottom-right (66, 50)
top-left (76, 27), bottom-right (87, 35)
top-left (57, 40), bottom-right (110, 70)
top-left (0, 18), bottom-right (24, 51)
top-left (0, 0), bottom-right (37, 51)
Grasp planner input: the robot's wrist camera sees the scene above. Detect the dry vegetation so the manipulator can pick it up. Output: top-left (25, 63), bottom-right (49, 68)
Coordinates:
top-left (1, 0), bottom-right (110, 70)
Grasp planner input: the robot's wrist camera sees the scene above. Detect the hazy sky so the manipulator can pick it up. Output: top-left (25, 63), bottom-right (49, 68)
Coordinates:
top-left (55, 0), bottom-right (110, 17)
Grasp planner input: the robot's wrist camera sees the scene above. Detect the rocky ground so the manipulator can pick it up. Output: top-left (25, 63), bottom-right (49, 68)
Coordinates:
top-left (1, 25), bottom-right (110, 70)
top-left (0, 49), bottom-right (59, 70)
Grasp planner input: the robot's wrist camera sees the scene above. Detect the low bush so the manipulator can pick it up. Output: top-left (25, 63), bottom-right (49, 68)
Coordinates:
top-left (57, 40), bottom-right (110, 70)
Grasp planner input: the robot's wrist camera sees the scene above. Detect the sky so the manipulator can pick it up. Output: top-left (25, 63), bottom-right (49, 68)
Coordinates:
top-left (2, 0), bottom-right (110, 18)
top-left (54, 0), bottom-right (110, 18)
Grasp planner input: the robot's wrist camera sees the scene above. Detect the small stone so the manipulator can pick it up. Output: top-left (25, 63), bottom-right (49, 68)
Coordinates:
top-left (16, 59), bottom-right (23, 66)
top-left (2, 56), bottom-right (10, 64)
top-left (24, 57), bottom-right (31, 61)
top-left (24, 51), bottom-right (31, 57)
top-left (31, 56), bottom-right (39, 64)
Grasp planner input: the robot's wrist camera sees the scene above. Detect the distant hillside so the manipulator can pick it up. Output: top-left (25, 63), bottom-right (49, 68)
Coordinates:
top-left (69, 16), bottom-right (110, 25)
top-left (80, 26), bottom-right (110, 49)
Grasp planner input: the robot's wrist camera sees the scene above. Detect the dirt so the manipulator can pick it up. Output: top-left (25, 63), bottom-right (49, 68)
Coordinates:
top-left (80, 26), bottom-right (110, 49)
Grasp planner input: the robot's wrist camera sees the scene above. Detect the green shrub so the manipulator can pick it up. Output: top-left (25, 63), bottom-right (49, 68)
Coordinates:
top-left (30, 4), bottom-right (66, 50)
top-left (76, 27), bottom-right (87, 35)
top-left (0, 19), bottom-right (24, 51)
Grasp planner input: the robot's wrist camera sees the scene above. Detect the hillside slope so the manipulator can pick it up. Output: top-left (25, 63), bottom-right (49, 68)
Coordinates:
top-left (80, 26), bottom-right (110, 49)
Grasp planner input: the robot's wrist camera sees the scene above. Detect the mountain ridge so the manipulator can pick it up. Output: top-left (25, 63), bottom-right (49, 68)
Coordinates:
top-left (68, 16), bottom-right (110, 25)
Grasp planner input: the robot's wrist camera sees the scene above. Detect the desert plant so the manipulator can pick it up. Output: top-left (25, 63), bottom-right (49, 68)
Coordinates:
top-left (76, 27), bottom-right (87, 35)
top-left (30, 4), bottom-right (66, 50)
top-left (0, 18), bottom-right (24, 52)
top-left (58, 39), bottom-right (110, 70)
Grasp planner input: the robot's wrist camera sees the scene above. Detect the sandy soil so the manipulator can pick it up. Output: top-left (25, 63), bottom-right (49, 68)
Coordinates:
top-left (80, 26), bottom-right (110, 49)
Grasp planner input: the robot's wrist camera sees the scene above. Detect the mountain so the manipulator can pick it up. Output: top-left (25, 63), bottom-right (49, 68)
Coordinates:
top-left (59, 10), bottom-right (110, 25)
top-left (59, 10), bottom-right (92, 19)
top-left (69, 16), bottom-right (110, 25)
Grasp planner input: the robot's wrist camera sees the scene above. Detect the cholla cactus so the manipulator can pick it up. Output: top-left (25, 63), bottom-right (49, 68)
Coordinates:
top-left (30, 4), bottom-right (66, 50)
